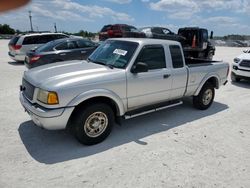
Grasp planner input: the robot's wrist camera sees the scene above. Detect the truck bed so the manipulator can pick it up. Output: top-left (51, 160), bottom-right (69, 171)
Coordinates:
top-left (185, 57), bottom-right (220, 67)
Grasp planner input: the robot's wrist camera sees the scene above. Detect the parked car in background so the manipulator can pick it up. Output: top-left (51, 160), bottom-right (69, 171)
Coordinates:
top-left (99, 24), bottom-right (145, 41)
top-left (24, 38), bottom-right (98, 69)
top-left (231, 53), bottom-right (250, 82)
top-left (140, 27), bottom-right (184, 42)
top-left (8, 33), bottom-right (69, 62)
top-left (243, 49), bottom-right (250, 53)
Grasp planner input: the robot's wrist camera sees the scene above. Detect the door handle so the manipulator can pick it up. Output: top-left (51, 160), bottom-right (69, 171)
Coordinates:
top-left (163, 74), bottom-right (171, 79)
top-left (81, 51), bottom-right (86, 54)
top-left (60, 53), bottom-right (66, 56)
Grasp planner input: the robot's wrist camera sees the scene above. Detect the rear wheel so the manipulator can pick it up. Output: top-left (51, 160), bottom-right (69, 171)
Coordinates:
top-left (72, 103), bottom-right (114, 145)
top-left (193, 83), bottom-right (215, 110)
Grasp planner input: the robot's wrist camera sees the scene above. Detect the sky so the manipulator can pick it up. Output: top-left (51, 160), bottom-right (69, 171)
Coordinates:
top-left (1, 0), bottom-right (250, 36)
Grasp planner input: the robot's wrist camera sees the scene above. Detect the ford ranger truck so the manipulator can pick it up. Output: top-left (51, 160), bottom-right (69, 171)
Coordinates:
top-left (20, 38), bottom-right (229, 145)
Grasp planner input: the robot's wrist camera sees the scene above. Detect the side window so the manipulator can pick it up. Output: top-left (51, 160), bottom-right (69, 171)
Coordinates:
top-left (152, 28), bottom-right (164, 34)
top-left (202, 30), bottom-right (208, 41)
top-left (23, 36), bottom-right (36, 45)
top-left (169, 45), bottom-right (184, 68)
top-left (135, 45), bottom-right (166, 70)
top-left (55, 41), bottom-right (77, 50)
top-left (76, 40), bottom-right (94, 48)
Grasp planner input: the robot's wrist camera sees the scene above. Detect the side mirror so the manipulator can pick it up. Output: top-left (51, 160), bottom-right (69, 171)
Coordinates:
top-left (210, 31), bottom-right (214, 39)
top-left (131, 62), bottom-right (148, 73)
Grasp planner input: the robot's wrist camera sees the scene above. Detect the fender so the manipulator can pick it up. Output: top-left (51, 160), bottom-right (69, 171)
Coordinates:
top-left (194, 73), bottom-right (220, 96)
top-left (67, 89), bottom-right (126, 116)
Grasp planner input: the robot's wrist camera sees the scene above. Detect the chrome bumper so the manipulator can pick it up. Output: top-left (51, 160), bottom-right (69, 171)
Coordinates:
top-left (19, 92), bottom-right (74, 130)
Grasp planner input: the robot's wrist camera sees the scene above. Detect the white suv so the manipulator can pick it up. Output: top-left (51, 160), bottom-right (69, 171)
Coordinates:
top-left (8, 33), bottom-right (69, 62)
top-left (231, 52), bottom-right (250, 82)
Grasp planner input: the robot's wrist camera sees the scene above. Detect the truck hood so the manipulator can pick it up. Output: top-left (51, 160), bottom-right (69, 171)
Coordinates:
top-left (237, 53), bottom-right (250, 60)
top-left (24, 60), bottom-right (125, 90)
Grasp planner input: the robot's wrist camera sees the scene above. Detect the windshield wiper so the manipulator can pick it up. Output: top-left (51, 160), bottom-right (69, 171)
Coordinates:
top-left (87, 58), bottom-right (114, 69)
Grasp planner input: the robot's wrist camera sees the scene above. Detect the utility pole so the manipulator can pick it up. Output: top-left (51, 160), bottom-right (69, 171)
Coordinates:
top-left (29, 11), bottom-right (34, 32)
top-left (54, 23), bottom-right (57, 33)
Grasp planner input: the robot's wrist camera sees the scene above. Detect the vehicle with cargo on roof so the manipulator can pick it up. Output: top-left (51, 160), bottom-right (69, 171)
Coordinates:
top-left (20, 38), bottom-right (229, 145)
top-left (178, 27), bottom-right (215, 60)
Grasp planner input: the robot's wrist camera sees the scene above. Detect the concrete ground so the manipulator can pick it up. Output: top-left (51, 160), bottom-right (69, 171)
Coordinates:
top-left (0, 40), bottom-right (249, 188)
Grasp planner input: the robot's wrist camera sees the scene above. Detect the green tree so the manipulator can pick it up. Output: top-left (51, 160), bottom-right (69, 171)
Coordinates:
top-left (0, 24), bottom-right (15, 34)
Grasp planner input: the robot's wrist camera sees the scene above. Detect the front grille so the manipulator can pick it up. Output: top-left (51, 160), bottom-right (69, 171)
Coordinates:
top-left (22, 79), bottom-right (35, 100)
top-left (240, 60), bottom-right (250, 68)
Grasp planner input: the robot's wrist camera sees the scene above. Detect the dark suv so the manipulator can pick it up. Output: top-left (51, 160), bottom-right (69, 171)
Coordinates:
top-left (99, 24), bottom-right (145, 41)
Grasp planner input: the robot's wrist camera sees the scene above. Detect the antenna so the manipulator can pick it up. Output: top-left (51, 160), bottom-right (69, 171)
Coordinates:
top-left (29, 11), bottom-right (34, 32)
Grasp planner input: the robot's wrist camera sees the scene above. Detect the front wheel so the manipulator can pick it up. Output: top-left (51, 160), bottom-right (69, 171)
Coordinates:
top-left (193, 83), bottom-right (215, 110)
top-left (72, 103), bottom-right (114, 145)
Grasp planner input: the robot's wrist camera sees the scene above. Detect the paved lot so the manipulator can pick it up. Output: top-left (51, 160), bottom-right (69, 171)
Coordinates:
top-left (0, 39), bottom-right (249, 188)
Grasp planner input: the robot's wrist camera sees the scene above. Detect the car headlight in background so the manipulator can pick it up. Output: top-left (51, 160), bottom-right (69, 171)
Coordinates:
top-left (37, 89), bottom-right (59, 105)
top-left (233, 58), bottom-right (240, 63)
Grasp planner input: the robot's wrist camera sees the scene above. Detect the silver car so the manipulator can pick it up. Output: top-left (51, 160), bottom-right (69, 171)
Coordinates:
top-left (8, 33), bottom-right (69, 62)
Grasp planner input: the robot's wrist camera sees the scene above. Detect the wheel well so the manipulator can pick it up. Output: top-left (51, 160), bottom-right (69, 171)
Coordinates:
top-left (206, 77), bottom-right (218, 89)
top-left (66, 96), bottom-right (119, 129)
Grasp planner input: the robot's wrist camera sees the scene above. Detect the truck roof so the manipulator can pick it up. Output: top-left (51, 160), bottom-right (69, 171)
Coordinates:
top-left (108, 38), bottom-right (181, 46)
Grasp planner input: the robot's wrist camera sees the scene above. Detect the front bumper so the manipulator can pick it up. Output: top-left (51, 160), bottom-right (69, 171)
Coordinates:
top-left (19, 92), bottom-right (74, 130)
top-left (231, 68), bottom-right (250, 78)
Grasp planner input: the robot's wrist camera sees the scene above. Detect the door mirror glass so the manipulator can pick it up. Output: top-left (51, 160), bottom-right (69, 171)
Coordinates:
top-left (131, 62), bottom-right (148, 73)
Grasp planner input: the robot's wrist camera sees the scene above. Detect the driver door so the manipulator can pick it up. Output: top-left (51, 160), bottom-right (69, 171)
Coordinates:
top-left (127, 45), bottom-right (172, 109)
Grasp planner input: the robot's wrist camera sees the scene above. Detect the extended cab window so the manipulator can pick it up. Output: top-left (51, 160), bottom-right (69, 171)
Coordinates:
top-left (135, 45), bottom-right (166, 70)
top-left (169, 45), bottom-right (184, 68)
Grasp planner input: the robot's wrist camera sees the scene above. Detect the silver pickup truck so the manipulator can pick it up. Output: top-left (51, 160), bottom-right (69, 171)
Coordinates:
top-left (20, 38), bottom-right (229, 145)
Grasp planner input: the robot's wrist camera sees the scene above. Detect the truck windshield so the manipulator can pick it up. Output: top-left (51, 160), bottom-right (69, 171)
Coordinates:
top-left (88, 40), bottom-right (138, 69)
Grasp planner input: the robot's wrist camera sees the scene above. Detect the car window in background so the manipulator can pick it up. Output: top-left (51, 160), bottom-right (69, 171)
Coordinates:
top-left (35, 41), bottom-right (55, 52)
top-left (23, 36), bottom-right (36, 45)
top-left (101, 25), bottom-right (111, 32)
top-left (76, 40), bottom-right (95, 48)
top-left (162, 28), bottom-right (171, 35)
top-left (55, 41), bottom-right (77, 50)
top-left (9, 35), bottom-right (20, 45)
top-left (152, 27), bottom-right (164, 34)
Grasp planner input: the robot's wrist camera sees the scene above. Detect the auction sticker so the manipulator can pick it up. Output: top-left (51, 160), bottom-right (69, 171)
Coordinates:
top-left (113, 49), bottom-right (127, 56)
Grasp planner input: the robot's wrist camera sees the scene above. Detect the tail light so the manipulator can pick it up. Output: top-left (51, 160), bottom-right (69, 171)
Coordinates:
top-left (11, 45), bottom-right (22, 50)
top-left (30, 55), bottom-right (42, 63)
top-left (107, 30), bottom-right (114, 37)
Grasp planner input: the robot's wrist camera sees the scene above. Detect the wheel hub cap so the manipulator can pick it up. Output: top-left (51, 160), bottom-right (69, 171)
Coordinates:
top-left (84, 112), bottom-right (108, 138)
top-left (202, 89), bottom-right (213, 105)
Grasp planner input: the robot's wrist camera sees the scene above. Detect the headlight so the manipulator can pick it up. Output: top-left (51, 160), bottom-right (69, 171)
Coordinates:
top-left (37, 89), bottom-right (59, 105)
top-left (234, 58), bottom-right (240, 63)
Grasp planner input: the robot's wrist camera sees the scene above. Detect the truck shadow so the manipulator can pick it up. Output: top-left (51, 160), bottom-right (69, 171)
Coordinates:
top-left (231, 80), bottom-right (250, 89)
top-left (18, 100), bottom-right (228, 164)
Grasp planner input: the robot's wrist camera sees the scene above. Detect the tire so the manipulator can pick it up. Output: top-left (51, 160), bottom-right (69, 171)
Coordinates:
top-left (207, 51), bottom-right (214, 61)
top-left (231, 73), bottom-right (241, 82)
top-left (193, 83), bottom-right (215, 110)
top-left (72, 103), bottom-right (114, 145)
